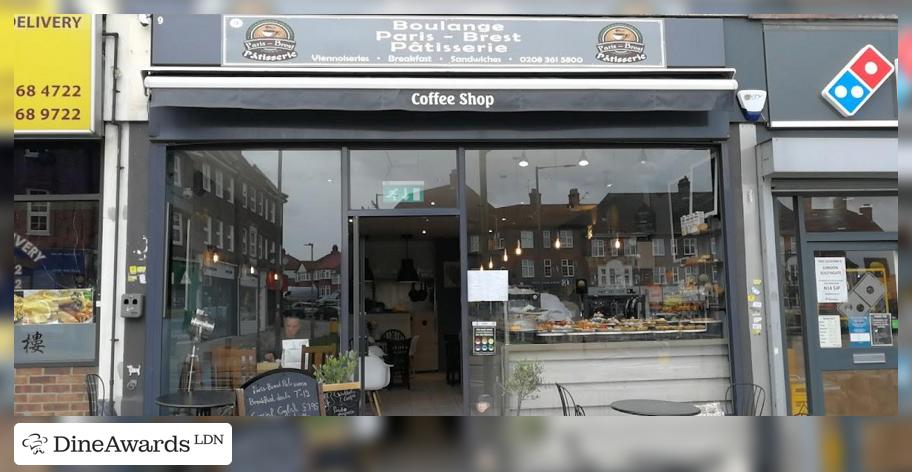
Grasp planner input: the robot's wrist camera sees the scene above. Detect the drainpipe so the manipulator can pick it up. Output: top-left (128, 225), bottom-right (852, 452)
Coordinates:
top-left (102, 17), bottom-right (122, 415)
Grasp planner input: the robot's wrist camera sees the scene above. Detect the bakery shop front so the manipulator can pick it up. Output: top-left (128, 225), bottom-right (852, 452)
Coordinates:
top-left (139, 14), bottom-right (751, 415)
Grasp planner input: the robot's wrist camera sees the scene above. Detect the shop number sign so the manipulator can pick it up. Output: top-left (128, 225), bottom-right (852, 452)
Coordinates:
top-left (13, 14), bottom-right (96, 133)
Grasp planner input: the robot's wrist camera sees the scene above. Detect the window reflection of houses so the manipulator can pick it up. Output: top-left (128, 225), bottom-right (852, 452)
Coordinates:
top-left (13, 203), bottom-right (99, 289)
top-left (776, 197), bottom-right (887, 313)
top-left (284, 245), bottom-right (342, 298)
top-left (13, 143), bottom-right (101, 291)
top-left (420, 170), bottom-right (722, 310)
top-left (168, 150), bottom-right (285, 339)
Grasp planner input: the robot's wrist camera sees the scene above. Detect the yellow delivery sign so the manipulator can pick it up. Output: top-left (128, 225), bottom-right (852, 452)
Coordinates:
top-left (13, 14), bottom-right (96, 133)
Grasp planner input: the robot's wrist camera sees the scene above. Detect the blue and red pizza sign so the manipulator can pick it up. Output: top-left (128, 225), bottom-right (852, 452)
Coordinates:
top-left (822, 44), bottom-right (895, 117)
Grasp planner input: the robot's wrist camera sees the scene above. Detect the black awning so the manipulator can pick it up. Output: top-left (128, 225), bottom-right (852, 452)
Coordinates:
top-left (146, 76), bottom-right (736, 113)
top-left (150, 87), bottom-right (733, 113)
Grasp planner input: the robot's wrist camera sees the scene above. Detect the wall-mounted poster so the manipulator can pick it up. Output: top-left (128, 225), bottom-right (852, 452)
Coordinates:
top-left (848, 314), bottom-right (871, 347)
top-left (818, 315), bottom-right (842, 349)
top-left (870, 313), bottom-right (894, 347)
top-left (14, 289), bottom-right (94, 325)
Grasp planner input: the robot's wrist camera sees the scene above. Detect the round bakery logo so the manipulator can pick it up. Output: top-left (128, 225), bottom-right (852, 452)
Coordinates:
top-left (596, 23), bottom-right (647, 64)
top-left (242, 19), bottom-right (298, 62)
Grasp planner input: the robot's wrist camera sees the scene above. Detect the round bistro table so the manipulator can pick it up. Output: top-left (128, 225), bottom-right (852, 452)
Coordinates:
top-left (155, 390), bottom-right (236, 416)
top-left (610, 399), bottom-right (701, 416)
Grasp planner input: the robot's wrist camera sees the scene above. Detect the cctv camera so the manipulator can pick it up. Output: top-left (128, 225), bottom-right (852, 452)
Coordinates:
top-left (737, 90), bottom-right (767, 122)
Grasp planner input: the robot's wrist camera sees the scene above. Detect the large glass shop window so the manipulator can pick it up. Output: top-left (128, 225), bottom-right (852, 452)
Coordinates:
top-left (164, 149), bottom-right (342, 393)
top-left (13, 142), bottom-right (101, 365)
top-left (466, 148), bottom-right (726, 346)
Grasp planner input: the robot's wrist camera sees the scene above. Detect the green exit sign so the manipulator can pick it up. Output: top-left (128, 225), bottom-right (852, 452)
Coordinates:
top-left (382, 181), bottom-right (424, 203)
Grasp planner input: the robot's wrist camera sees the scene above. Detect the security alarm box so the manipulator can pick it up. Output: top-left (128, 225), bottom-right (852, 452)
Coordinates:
top-left (121, 293), bottom-right (144, 318)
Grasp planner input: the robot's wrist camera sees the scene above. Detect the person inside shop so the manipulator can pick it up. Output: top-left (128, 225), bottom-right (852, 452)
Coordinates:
top-left (263, 314), bottom-right (307, 362)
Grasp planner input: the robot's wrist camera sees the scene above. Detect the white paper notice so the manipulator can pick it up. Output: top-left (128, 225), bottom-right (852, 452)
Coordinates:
top-left (281, 338), bottom-right (309, 368)
top-left (815, 257), bottom-right (848, 303)
top-left (467, 270), bottom-right (509, 302)
top-left (818, 315), bottom-right (843, 348)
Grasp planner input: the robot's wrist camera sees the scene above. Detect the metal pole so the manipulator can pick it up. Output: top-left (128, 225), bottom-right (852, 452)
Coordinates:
top-left (352, 217), bottom-right (364, 413)
top-left (535, 167), bottom-right (542, 294)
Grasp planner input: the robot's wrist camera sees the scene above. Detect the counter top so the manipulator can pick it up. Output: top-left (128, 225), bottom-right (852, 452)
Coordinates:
top-left (504, 338), bottom-right (728, 352)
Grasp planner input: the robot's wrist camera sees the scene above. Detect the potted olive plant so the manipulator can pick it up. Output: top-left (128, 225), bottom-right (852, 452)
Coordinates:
top-left (314, 351), bottom-right (361, 416)
top-left (502, 360), bottom-right (544, 416)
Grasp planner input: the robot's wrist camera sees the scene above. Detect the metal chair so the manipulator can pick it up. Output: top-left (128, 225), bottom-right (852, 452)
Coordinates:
top-left (556, 383), bottom-right (585, 416)
top-left (380, 329), bottom-right (406, 342)
top-left (85, 374), bottom-right (105, 416)
top-left (725, 383), bottom-right (766, 416)
top-left (385, 338), bottom-right (411, 389)
top-left (408, 335), bottom-right (420, 379)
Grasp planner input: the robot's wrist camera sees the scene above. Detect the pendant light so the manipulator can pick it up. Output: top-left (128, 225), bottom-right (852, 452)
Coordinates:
top-left (578, 150), bottom-right (590, 167)
top-left (515, 240), bottom-right (523, 256)
top-left (554, 235), bottom-right (562, 249)
top-left (488, 257), bottom-right (494, 269)
top-left (396, 235), bottom-right (419, 283)
top-left (518, 151), bottom-right (530, 168)
top-left (503, 249), bottom-right (509, 262)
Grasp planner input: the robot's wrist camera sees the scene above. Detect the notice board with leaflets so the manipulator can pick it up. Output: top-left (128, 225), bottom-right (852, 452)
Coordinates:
top-left (13, 14), bottom-right (98, 134)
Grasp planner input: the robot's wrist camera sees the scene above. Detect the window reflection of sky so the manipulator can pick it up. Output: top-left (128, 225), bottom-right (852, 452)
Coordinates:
top-left (240, 150), bottom-right (342, 260)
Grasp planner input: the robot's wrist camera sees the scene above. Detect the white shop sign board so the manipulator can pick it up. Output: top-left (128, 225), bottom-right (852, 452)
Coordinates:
top-left (815, 257), bottom-right (848, 303)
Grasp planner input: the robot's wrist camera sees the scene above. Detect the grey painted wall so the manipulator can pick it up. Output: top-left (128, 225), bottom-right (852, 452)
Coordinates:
top-left (723, 18), bottom-right (768, 123)
top-left (119, 123), bottom-right (151, 415)
top-left (720, 123), bottom-right (753, 390)
top-left (666, 18), bottom-right (726, 68)
top-left (152, 14), bottom-right (221, 66)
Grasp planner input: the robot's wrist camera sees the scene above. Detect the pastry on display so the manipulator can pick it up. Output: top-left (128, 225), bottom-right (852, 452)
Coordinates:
top-left (13, 289), bottom-right (94, 325)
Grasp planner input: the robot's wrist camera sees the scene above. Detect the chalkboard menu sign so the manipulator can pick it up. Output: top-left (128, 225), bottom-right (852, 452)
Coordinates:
top-left (236, 368), bottom-right (324, 416)
top-left (322, 382), bottom-right (361, 416)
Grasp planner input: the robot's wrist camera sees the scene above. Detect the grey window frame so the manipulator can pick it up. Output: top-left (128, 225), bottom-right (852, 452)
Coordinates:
top-left (144, 142), bottom-right (734, 416)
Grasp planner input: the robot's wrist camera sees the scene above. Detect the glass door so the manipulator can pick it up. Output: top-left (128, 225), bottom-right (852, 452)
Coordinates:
top-left (803, 242), bottom-right (899, 415)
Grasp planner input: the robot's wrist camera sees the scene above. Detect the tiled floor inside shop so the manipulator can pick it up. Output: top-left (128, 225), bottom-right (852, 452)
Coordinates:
top-left (375, 372), bottom-right (463, 416)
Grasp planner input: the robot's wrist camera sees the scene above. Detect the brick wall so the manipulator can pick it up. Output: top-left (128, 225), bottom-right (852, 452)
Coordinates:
top-left (14, 366), bottom-right (96, 416)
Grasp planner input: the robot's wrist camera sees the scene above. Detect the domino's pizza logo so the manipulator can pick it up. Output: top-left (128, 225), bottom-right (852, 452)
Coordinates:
top-left (822, 45), bottom-right (895, 117)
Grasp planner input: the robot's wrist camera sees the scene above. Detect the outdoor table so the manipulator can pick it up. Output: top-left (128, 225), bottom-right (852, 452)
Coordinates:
top-left (610, 399), bottom-right (701, 416)
top-left (155, 390), bottom-right (236, 416)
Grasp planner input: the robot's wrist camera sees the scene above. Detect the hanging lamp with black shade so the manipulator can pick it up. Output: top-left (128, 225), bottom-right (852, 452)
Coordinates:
top-left (397, 235), bottom-right (420, 283)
